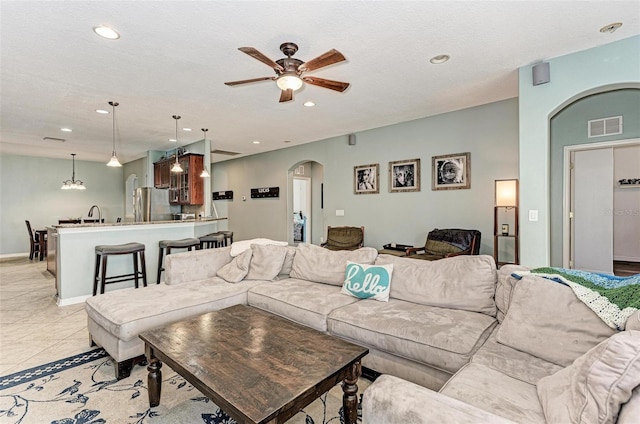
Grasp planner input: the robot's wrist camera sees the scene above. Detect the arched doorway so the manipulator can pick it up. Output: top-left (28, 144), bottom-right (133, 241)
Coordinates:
top-left (287, 161), bottom-right (324, 245)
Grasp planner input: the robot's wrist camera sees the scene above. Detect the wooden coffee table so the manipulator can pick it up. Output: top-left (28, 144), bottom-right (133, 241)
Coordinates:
top-left (139, 305), bottom-right (369, 424)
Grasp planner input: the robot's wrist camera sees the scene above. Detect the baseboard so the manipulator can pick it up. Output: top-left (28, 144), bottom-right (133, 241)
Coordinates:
top-left (57, 294), bottom-right (91, 306)
top-left (614, 256), bottom-right (640, 263)
top-left (0, 252), bottom-right (29, 260)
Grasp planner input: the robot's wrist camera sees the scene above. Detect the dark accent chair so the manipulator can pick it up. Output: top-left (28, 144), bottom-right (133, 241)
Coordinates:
top-left (405, 228), bottom-right (481, 260)
top-left (321, 226), bottom-right (365, 251)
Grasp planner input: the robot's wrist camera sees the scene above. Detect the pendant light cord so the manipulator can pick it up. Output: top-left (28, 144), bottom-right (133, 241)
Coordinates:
top-left (109, 101), bottom-right (119, 156)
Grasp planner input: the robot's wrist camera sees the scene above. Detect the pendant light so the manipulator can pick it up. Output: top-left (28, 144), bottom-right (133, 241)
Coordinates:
top-left (61, 153), bottom-right (86, 190)
top-left (200, 128), bottom-right (210, 178)
top-left (106, 101), bottom-right (122, 167)
top-left (171, 115), bottom-right (183, 173)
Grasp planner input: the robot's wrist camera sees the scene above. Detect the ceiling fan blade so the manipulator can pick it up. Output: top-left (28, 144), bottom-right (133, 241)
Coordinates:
top-left (238, 47), bottom-right (285, 72)
top-left (224, 76), bottom-right (275, 86)
top-left (279, 89), bottom-right (294, 103)
top-left (298, 49), bottom-right (346, 72)
top-left (302, 76), bottom-right (350, 92)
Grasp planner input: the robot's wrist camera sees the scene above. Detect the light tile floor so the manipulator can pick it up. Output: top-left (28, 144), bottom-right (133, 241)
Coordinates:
top-left (0, 257), bottom-right (92, 375)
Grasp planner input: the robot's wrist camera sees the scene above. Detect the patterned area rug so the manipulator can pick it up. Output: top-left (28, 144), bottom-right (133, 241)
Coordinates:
top-left (0, 348), bottom-right (368, 423)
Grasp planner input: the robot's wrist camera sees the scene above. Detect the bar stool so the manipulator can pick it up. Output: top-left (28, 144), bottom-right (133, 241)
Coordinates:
top-left (199, 233), bottom-right (225, 249)
top-left (157, 238), bottom-right (200, 283)
top-left (217, 230), bottom-right (234, 246)
top-left (94, 243), bottom-right (147, 296)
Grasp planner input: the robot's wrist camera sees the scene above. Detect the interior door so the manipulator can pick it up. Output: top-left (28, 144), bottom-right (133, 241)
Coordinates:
top-left (571, 148), bottom-right (613, 273)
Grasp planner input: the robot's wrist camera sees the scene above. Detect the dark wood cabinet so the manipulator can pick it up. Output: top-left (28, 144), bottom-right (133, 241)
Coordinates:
top-left (162, 154), bottom-right (204, 205)
top-left (154, 160), bottom-right (171, 189)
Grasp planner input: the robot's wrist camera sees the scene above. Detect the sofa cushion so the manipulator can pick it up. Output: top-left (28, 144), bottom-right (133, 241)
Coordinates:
top-left (328, 298), bottom-right (496, 373)
top-left (495, 264), bottom-right (530, 322)
top-left (472, 326), bottom-right (562, 385)
top-left (440, 362), bottom-right (545, 424)
top-left (247, 278), bottom-right (361, 332)
top-left (85, 278), bottom-right (265, 342)
top-left (230, 238), bottom-right (288, 256)
top-left (375, 254), bottom-right (497, 316)
top-left (341, 261), bottom-right (393, 301)
top-left (289, 243), bottom-right (378, 286)
top-left (496, 275), bottom-right (615, 367)
top-left (278, 246), bottom-right (297, 277)
top-left (619, 386), bottom-right (640, 424)
top-left (363, 374), bottom-right (517, 424)
top-left (216, 249), bottom-right (252, 283)
top-left (164, 246), bottom-right (233, 285)
top-left (537, 330), bottom-right (640, 424)
top-left (245, 244), bottom-right (287, 281)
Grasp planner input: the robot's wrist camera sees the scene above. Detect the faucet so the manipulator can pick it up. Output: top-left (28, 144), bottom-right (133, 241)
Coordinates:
top-left (88, 205), bottom-right (102, 223)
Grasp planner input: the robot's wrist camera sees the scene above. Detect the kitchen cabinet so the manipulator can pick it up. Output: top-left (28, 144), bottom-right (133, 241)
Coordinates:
top-left (153, 159), bottom-right (171, 189)
top-left (167, 154), bottom-right (204, 205)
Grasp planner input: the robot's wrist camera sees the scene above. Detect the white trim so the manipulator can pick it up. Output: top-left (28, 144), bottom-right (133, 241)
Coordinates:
top-left (563, 137), bottom-right (640, 268)
top-left (0, 253), bottom-right (29, 259)
top-left (56, 294), bottom-right (90, 306)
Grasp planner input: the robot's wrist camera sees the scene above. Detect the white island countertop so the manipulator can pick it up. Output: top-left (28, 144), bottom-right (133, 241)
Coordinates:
top-left (53, 217), bottom-right (227, 305)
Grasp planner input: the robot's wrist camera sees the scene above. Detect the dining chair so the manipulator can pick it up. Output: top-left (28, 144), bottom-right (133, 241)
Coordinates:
top-left (25, 220), bottom-right (43, 260)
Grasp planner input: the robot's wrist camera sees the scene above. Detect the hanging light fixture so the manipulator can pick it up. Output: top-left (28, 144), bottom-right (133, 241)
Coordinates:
top-left (171, 115), bottom-right (183, 173)
top-left (200, 128), bottom-right (210, 178)
top-left (61, 153), bottom-right (86, 190)
top-left (106, 101), bottom-right (122, 167)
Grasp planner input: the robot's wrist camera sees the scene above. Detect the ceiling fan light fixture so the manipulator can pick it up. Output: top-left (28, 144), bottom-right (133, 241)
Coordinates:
top-left (276, 74), bottom-right (303, 91)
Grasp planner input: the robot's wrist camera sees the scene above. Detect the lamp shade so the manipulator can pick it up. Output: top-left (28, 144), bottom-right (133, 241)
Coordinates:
top-left (495, 179), bottom-right (518, 207)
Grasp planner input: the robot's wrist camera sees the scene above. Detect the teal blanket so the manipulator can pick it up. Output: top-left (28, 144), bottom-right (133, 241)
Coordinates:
top-left (513, 267), bottom-right (640, 330)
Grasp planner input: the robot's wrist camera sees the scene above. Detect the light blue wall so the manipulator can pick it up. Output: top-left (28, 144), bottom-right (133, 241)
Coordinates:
top-left (518, 35), bottom-right (640, 267)
top-left (0, 154), bottom-right (125, 255)
top-left (549, 89), bottom-right (640, 266)
top-left (212, 98), bottom-right (519, 253)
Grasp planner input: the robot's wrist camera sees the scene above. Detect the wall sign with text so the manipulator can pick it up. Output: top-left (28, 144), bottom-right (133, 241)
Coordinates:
top-left (212, 190), bottom-right (233, 200)
top-left (250, 187), bottom-right (279, 198)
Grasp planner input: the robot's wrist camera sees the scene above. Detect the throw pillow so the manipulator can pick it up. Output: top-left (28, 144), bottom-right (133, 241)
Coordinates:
top-left (537, 330), bottom-right (640, 424)
top-left (229, 238), bottom-right (288, 257)
top-left (341, 261), bottom-right (393, 301)
top-left (496, 275), bottom-right (615, 367)
top-left (289, 243), bottom-right (378, 286)
top-left (216, 249), bottom-right (252, 283)
top-left (245, 244), bottom-right (287, 280)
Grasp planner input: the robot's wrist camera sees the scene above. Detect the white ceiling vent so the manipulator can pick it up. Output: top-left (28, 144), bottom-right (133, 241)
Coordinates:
top-left (588, 116), bottom-right (623, 138)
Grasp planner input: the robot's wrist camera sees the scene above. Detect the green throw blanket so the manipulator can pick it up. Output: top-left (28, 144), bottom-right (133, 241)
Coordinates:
top-left (513, 267), bottom-right (640, 330)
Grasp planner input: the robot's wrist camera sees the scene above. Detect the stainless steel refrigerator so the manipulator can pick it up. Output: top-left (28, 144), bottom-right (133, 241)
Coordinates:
top-left (134, 187), bottom-right (175, 222)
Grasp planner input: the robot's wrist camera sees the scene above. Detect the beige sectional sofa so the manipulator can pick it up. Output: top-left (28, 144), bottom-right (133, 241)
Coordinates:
top-left (84, 242), bottom-right (640, 423)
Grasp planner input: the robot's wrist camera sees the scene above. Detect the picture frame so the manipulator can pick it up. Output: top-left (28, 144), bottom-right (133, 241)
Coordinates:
top-left (432, 152), bottom-right (471, 190)
top-left (354, 163), bottom-right (379, 194)
top-left (389, 158), bottom-right (420, 192)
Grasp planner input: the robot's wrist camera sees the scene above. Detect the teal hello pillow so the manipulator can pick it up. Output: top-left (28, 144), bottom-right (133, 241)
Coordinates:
top-left (342, 261), bottom-right (393, 302)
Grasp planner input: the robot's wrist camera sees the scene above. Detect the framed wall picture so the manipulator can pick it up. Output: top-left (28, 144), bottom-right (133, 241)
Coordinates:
top-left (354, 163), bottom-right (379, 194)
top-left (389, 158), bottom-right (420, 192)
top-left (432, 152), bottom-right (471, 190)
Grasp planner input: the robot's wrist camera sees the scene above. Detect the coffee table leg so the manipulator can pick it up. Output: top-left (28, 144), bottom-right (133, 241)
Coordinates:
top-left (342, 360), bottom-right (361, 424)
top-left (146, 345), bottom-right (163, 407)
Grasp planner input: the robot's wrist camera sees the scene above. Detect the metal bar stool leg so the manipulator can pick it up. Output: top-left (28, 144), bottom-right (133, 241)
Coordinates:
top-left (133, 252), bottom-right (139, 289)
top-left (100, 255), bottom-right (108, 294)
top-left (93, 253), bottom-right (101, 296)
top-left (140, 251), bottom-right (147, 287)
top-left (156, 247), bottom-right (164, 284)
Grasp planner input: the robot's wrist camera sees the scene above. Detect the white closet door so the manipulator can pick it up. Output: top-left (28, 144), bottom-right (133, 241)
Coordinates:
top-left (572, 148), bottom-right (613, 274)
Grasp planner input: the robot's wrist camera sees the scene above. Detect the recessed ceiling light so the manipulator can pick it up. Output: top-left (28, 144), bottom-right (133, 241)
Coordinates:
top-left (60, 128), bottom-right (73, 132)
top-left (252, 140), bottom-right (260, 144)
top-left (430, 54), bottom-right (450, 64)
top-left (182, 128), bottom-right (192, 132)
top-left (304, 101), bottom-right (315, 107)
top-left (95, 109), bottom-right (109, 114)
top-left (93, 25), bottom-right (120, 40)
top-left (168, 138), bottom-right (177, 142)
top-left (600, 22), bottom-right (622, 33)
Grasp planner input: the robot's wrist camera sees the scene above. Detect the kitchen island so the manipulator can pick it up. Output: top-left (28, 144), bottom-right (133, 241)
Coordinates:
top-left (50, 218), bottom-right (227, 305)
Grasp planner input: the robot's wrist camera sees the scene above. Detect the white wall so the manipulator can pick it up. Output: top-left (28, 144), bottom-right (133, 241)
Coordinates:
top-left (0, 154), bottom-right (125, 255)
top-left (212, 98), bottom-right (519, 254)
top-left (614, 145), bottom-right (640, 262)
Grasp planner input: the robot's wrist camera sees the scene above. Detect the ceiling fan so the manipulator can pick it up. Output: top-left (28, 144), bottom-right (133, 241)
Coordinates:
top-left (224, 42), bottom-right (350, 103)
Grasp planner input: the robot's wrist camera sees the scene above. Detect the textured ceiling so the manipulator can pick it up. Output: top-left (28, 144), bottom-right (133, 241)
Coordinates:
top-left (1, 1), bottom-right (638, 164)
